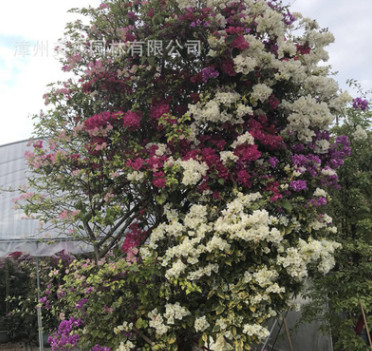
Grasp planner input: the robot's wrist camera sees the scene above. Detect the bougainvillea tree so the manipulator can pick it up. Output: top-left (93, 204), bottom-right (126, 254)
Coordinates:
top-left (19, 0), bottom-right (352, 349)
top-left (302, 87), bottom-right (372, 351)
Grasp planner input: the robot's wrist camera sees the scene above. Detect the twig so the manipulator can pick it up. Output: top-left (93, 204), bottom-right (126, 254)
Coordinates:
top-left (359, 299), bottom-right (372, 351)
top-left (134, 327), bottom-right (154, 347)
top-left (282, 314), bottom-right (294, 351)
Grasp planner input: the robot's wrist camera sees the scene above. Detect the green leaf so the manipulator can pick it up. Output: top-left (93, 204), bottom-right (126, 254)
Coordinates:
top-left (281, 199), bottom-right (292, 212)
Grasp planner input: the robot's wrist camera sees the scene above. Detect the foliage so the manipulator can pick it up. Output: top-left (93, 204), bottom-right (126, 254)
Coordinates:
top-left (0, 252), bottom-right (73, 344)
top-left (302, 86), bottom-right (372, 351)
top-left (16, 0), bottom-right (353, 350)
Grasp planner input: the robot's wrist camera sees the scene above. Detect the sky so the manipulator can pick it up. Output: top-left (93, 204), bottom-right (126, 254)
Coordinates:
top-left (0, 0), bottom-right (371, 146)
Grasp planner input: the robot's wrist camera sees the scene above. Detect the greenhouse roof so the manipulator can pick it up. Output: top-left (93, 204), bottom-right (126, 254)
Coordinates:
top-left (0, 139), bottom-right (93, 257)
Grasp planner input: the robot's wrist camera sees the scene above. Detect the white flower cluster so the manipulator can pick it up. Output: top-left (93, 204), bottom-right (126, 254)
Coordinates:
top-left (207, 35), bottom-right (225, 57)
top-left (178, 159), bottom-right (209, 186)
top-left (242, 323), bottom-right (270, 339)
top-left (283, 95), bottom-right (334, 143)
top-left (277, 247), bottom-right (308, 280)
top-left (146, 142), bottom-right (168, 156)
top-left (329, 91), bottom-right (352, 113)
top-left (303, 76), bottom-right (338, 99)
top-left (299, 238), bottom-right (341, 273)
top-left (146, 203), bottom-right (217, 281)
top-left (215, 206), bottom-right (283, 245)
top-left (116, 341), bottom-right (135, 351)
top-left (215, 91), bottom-right (241, 107)
top-left (206, 236), bottom-right (231, 253)
top-left (187, 263), bottom-right (219, 281)
top-left (231, 132), bottom-right (255, 148)
top-left (313, 188), bottom-right (327, 197)
top-left (256, 6), bottom-right (285, 36)
top-left (165, 259), bottom-right (187, 280)
top-left (187, 100), bottom-right (223, 123)
top-left (352, 125), bottom-right (368, 141)
top-left (266, 283), bottom-right (285, 295)
top-left (321, 168), bottom-right (337, 177)
top-left (114, 321), bottom-right (133, 335)
top-left (310, 219), bottom-right (325, 231)
top-left (148, 223), bottom-right (167, 249)
top-left (219, 151), bottom-right (239, 166)
top-left (315, 139), bottom-right (330, 154)
top-left (243, 271), bottom-right (253, 283)
top-left (165, 220), bottom-right (184, 238)
top-left (277, 40), bottom-right (297, 59)
top-left (164, 303), bottom-right (191, 324)
top-left (194, 316), bottom-right (210, 332)
top-left (148, 309), bottom-right (169, 336)
top-left (273, 59), bottom-right (306, 84)
top-left (249, 292), bottom-right (270, 305)
top-left (139, 246), bottom-right (151, 259)
top-left (233, 55), bottom-right (257, 75)
top-left (187, 90), bottom-right (247, 125)
top-left (175, 0), bottom-right (197, 9)
top-left (184, 204), bottom-right (208, 228)
top-left (251, 83), bottom-right (273, 103)
top-left (147, 193), bottom-right (280, 283)
top-left (162, 236), bottom-right (204, 267)
top-left (318, 240), bottom-right (341, 273)
top-left (253, 267), bottom-right (279, 288)
top-left (299, 239), bottom-right (323, 263)
top-left (278, 236), bottom-right (341, 280)
top-left (126, 170), bottom-right (144, 182)
top-left (236, 103), bottom-right (253, 118)
top-left (209, 334), bottom-right (234, 351)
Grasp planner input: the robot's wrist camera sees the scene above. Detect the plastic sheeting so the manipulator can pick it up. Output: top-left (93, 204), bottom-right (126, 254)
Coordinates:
top-left (0, 139), bottom-right (93, 257)
top-left (253, 291), bottom-right (333, 351)
top-left (259, 310), bottom-right (333, 351)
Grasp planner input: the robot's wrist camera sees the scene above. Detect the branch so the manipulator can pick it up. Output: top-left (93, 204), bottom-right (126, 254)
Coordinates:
top-left (97, 202), bottom-right (141, 247)
top-left (134, 327), bottom-right (153, 347)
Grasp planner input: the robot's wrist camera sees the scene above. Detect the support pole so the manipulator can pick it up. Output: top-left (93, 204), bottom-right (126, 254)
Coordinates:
top-left (282, 314), bottom-right (294, 351)
top-left (5, 259), bottom-right (10, 315)
top-left (269, 316), bottom-right (284, 351)
top-left (260, 319), bottom-right (278, 351)
top-left (36, 257), bottom-right (44, 351)
top-left (359, 299), bottom-right (372, 351)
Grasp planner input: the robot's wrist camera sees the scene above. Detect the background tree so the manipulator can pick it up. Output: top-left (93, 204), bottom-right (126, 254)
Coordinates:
top-left (303, 83), bottom-right (372, 351)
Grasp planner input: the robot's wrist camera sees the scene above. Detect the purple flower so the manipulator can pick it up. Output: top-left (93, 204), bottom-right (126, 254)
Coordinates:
top-left (317, 197), bottom-right (327, 206)
top-left (49, 317), bottom-right (83, 351)
top-left (292, 143), bottom-right (305, 152)
top-left (201, 66), bottom-right (220, 83)
top-left (314, 130), bottom-right (330, 141)
top-left (327, 135), bottom-right (350, 169)
top-left (127, 11), bottom-right (138, 21)
top-left (75, 298), bottom-right (89, 310)
top-left (353, 97), bottom-right (368, 111)
top-left (39, 296), bottom-right (51, 309)
top-left (84, 286), bottom-right (93, 294)
top-left (268, 157), bottom-right (279, 168)
top-left (289, 180), bottom-right (307, 191)
top-left (90, 345), bottom-right (110, 351)
top-left (283, 10), bottom-right (296, 25)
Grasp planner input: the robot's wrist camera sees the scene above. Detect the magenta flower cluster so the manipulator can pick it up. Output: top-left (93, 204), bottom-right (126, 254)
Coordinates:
top-left (48, 317), bottom-right (83, 351)
top-left (352, 97), bottom-right (368, 111)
